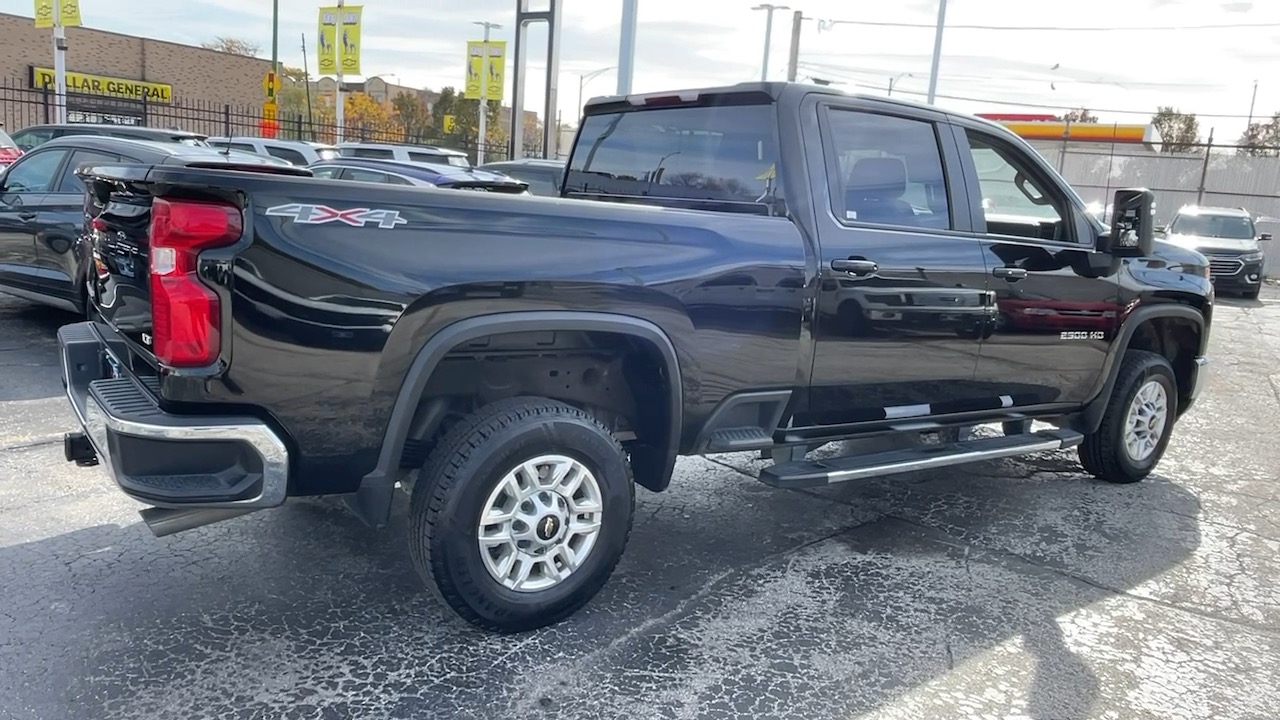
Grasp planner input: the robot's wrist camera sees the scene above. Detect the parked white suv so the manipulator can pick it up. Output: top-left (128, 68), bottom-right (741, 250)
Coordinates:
top-left (337, 142), bottom-right (471, 167)
top-left (207, 137), bottom-right (340, 166)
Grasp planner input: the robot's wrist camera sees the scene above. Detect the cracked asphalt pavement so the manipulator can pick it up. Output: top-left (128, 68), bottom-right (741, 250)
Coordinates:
top-left (2, 287), bottom-right (1280, 720)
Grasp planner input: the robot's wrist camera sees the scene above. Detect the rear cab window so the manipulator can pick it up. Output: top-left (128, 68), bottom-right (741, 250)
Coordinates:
top-left (564, 91), bottom-right (780, 213)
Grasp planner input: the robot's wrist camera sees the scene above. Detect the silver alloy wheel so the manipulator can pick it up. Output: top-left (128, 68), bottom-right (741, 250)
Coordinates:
top-left (477, 454), bottom-right (604, 593)
top-left (1123, 379), bottom-right (1169, 463)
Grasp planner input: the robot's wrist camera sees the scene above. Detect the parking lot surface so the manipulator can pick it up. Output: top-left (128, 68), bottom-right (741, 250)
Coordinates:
top-left (2, 288), bottom-right (1279, 720)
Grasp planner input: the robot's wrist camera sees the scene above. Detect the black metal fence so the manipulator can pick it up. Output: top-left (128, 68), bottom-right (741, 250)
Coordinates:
top-left (0, 77), bottom-right (539, 164)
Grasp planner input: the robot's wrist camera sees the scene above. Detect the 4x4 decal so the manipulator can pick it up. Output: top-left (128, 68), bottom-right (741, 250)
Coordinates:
top-left (265, 203), bottom-right (407, 229)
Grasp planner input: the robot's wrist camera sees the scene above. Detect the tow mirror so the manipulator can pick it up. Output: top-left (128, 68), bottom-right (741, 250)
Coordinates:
top-left (1098, 188), bottom-right (1154, 256)
top-left (1260, 233), bottom-right (1273, 242)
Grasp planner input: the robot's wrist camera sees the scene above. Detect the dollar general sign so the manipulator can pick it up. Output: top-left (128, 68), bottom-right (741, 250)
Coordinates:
top-left (30, 67), bottom-right (172, 103)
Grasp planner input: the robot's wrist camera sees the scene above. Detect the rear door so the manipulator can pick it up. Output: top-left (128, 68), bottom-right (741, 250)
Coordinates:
top-left (801, 100), bottom-right (995, 429)
top-left (952, 123), bottom-right (1117, 407)
top-left (33, 148), bottom-right (128, 304)
top-left (0, 147), bottom-right (69, 292)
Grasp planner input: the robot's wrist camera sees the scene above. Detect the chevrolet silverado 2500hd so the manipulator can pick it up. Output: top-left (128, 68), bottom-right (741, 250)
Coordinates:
top-left (55, 82), bottom-right (1212, 632)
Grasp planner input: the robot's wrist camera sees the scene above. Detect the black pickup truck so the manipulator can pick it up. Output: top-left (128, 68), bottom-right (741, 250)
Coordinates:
top-left (57, 82), bottom-right (1213, 632)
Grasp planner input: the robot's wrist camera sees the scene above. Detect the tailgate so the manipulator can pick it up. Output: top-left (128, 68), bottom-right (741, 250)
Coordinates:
top-left (81, 162), bottom-right (308, 370)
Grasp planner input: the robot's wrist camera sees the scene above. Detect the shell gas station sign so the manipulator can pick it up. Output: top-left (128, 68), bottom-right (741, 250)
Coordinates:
top-left (978, 113), bottom-right (1163, 150)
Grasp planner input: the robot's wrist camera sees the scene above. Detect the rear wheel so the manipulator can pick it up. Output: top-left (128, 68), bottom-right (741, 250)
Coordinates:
top-left (1079, 351), bottom-right (1177, 484)
top-left (408, 396), bottom-right (635, 632)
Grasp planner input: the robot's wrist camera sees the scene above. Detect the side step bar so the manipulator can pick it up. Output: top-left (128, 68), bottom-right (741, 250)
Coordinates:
top-left (759, 428), bottom-right (1084, 489)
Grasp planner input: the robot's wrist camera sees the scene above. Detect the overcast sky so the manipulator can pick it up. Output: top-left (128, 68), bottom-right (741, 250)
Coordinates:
top-left (4, 0), bottom-right (1279, 142)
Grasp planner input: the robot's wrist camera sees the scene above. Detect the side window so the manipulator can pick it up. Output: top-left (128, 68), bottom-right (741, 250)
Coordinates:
top-left (963, 131), bottom-right (1072, 243)
top-left (408, 151), bottom-right (443, 164)
top-left (351, 147), bottom-right (394, 159)
top-left (56, 149), bottom-right (122, 193)
top-left (266, 146), bottom-right (309, 165)
top-left (229, 143), bottom-right (259, 154)
top-left (12, 128), bottom-right (54, 150)
top-left (343, 168), bottom-right (391, 184)
top-left (825, 109), bottom-right (951, 230)
top-left (384, 173), bottom-right (415, 186)
top-left (3, 149), bottom-right (68, 192)
top-left (310, 166), bottom-right (340, 179)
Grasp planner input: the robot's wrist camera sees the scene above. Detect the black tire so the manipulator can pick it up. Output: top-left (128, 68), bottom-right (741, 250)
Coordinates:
top-left (1078, 350), bottom-right (1177, 484)
top-left (408, 396), bottom-right (635, 632)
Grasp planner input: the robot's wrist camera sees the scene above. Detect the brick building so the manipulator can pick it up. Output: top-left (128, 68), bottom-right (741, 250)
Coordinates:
top-left (0, 11), bottom-right (269, 129)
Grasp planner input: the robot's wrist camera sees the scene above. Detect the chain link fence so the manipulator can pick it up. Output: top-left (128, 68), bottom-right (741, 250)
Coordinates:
top-left (1030, 139), bottom-right (1280, 278)
top-left (0, 77), bottom-right (541, 165)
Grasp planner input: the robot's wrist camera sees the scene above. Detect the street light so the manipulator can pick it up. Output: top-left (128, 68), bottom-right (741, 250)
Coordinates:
top-left (752, 4), bottom-right (790, 82)
top-left (577, 66), bottom-right (615, 120)
top-left (888, 72), bottom-right (913, 97)
top-left (474, 20), bottom-right (503, 165)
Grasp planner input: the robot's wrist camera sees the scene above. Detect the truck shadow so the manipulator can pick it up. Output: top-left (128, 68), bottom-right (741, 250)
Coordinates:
top-left (0, 450), bottom-right (1211, 720)
top-left (0, 297), bottom-right (75, 402)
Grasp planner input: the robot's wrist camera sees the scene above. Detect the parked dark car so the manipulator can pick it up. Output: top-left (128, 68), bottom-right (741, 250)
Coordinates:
top-left (9, 123), bottom-right (209, 151)
top-left (309, 157), bottom-right (529, 193)
top-left (1156, 204), bottom-right (1270, 299)
top-left (0, 135), bottom-right (304, 313)
top-left (478, 158), bottom-right (565, 196)
top-left (60, 82), bottom-right (1211, 633)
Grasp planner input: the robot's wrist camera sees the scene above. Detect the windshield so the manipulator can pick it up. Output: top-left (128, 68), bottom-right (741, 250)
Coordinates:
top-left (1170, 213), bottom-right (1255, 239)
top-left (565, 101), bottom-right (779, 207)
top-left (446, 156), bottom-right (470, 167)
top-left (317, 148), bottom-right (340, 160)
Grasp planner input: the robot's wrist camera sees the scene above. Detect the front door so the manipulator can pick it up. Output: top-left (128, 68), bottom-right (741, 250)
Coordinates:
top-left (801, 102), bottom-right (994, 429)
top-left (952, 124), bottom-right (1118, 407)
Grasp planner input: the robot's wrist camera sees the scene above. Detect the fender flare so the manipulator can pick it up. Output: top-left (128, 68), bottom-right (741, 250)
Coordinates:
top-left (349, 311), bottom-right (684, 527)
top-left (1079, 303), bottom-right (1206, 433)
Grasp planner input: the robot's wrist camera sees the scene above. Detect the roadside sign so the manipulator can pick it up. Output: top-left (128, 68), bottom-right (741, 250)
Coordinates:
top-left (263, 71), bottom-right (277, 99)
top-left (443, 114), bottom-right (456, 133)
top-left (260, 100), bottom-right (279, 139)
top-left (262, 100), bottom-right (278, 119)
top-left (464, 40), bottom-right (506, 100)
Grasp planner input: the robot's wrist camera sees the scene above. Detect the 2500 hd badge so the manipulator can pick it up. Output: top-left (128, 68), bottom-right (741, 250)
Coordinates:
top-left (1061, 331), bottom-right (1108, 340)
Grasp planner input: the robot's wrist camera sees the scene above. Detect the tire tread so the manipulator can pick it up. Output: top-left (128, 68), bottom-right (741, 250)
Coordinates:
top-left (1079, 350), bottom-right (1175, 484)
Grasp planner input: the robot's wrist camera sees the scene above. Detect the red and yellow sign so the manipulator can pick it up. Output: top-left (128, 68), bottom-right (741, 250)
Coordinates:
top-left (998, 121), bottom-right (1153, 144)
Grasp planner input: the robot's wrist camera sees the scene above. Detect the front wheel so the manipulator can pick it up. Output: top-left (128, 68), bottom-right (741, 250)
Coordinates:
top-left (1078, 350), bottom-right (1177, 484)
top-left (408, 396), bottom-right (635, 632)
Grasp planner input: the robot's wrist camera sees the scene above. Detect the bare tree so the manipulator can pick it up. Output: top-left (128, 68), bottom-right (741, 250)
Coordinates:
top-left (1150, 107), bottom-right (1201, 154)
top-left (1238, 112), bottom-right (1280, 157)
top-left (1060, 107), bottom-right (1098, 123)
top-left (202, 37), bottom-right (261, 57)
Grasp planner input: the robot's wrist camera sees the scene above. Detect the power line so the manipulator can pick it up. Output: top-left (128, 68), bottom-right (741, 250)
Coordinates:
top-left (817, 19), bottom-right (1280, 32)
top-left (796, 61), bottom-right (1222, 90)
top-left (794, 65), bottom-right (1273, 120)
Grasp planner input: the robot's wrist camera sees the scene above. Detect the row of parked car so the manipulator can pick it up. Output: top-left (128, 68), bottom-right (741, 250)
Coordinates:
top-left (0, 122), bottom-right (567, 196)
top-left (0, 122), bottom-right (567, 316)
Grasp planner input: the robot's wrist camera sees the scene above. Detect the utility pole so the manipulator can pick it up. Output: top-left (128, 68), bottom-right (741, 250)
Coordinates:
top-left (578, 67), bottom-right (615, 120)
top-left (618, 0), bottom-right (638, 95)
top-left (785, 10), bottom-right (803, 82)
top-left (335, 0), bottom-right (345, 143)
top-left (926, 0), bottom-right (947, 104)
top-left (271, 0), bottom-right (279, 76)
top-left (474, 20), bottom-right (502, 165)
top-left (752, 4), bottom-right (790, 82)
top-left (1247, 79), bottom-right (1259, 129)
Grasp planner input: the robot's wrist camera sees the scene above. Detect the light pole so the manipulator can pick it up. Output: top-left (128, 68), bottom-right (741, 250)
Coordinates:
top-left (752, 4), bottom-right (790, 82)
top-left (1247, 79), bottom-right (1259, 129)
top-left (474, 20), bottom-right (502, 165)
top-left (925, 0), bottom-right (947, 104)
top-left (888, 72), bottom-right (913, 97)
top-left (618, 0), bottom-right (638, 95)
top-left (577, 67), bottom-right (615, 120)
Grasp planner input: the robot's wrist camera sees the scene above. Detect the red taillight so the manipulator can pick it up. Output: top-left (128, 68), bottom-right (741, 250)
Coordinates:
top-left (149, 198), bottom-right (242, 367)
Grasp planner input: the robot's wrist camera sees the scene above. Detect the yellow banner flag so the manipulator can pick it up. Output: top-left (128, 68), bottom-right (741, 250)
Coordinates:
top-left (464, 40), bottom-right (506, 101)
top-left (34, 0), bottom-right (82, 28)
top-left (317, 5), bottom-right (363, 76)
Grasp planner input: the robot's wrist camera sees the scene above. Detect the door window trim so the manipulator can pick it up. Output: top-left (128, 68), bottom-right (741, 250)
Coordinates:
top-left (952, 123), bottom-right (1095, 248)
top-left (816, 102), bottom-right (973, 237)
top-left (2, 148), bottom-right (71, 193)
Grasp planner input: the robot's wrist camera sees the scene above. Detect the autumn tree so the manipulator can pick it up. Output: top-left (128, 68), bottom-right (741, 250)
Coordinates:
top-left (314, 93), bottom-right (404, 143)
top-left (202, 37), bottom-right (260, 57)
top-left (1060, 107), bottom-right (1098, 124)
top-left (392, 91), bottom-right (432, 143)
top-left (1237, 112), bottom-right (1280, 157)
top-left (1150, 107), bottom-right (1200, 154)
